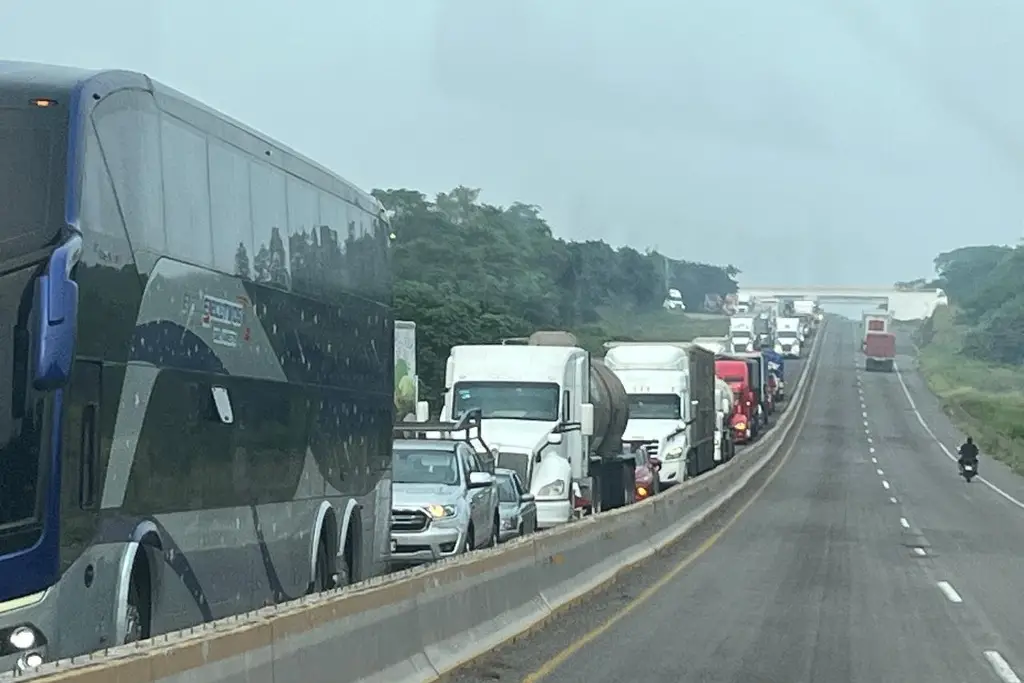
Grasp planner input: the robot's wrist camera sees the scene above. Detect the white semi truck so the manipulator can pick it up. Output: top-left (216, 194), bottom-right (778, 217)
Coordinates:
top-left (729, 316), bottom-right (756, 353)
top-left (603, 344), bottom-right (696, 488)
top-left (440, 332), bottom-right (632, 528)
top-left (774, 317), bottom-right (803, 358)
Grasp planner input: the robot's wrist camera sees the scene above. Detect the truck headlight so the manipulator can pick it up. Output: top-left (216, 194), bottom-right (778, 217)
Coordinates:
top-left (538, 480), bottom-right (565, 497)
top-left (663, 446), bottom-right (684, 460)
top-left (424, 504), bottom-right (457, 519)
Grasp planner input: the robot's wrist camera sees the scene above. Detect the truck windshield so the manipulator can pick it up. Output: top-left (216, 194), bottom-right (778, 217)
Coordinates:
top-left (453, 381), bottom-right (559, 421)
top-left (392, 449), bottom-right (460, 486)
top-left (627, 394), bottom-right (680, 419)
top-left (0, 265), bottom-right (47, 556)
top-left (779, 331), bottom-right (798, 339)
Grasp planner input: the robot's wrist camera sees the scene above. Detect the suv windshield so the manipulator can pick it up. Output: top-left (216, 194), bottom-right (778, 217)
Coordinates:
top-left (393, 449), bottom-right (460, 486)
top-left (627, 394), bottom-right (681, 419)
top-left (453, 381), bottom-right (559, 421)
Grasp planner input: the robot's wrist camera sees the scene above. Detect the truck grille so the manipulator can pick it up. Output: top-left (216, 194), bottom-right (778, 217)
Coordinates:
top-left (391, 509), bottom-right (429, 532)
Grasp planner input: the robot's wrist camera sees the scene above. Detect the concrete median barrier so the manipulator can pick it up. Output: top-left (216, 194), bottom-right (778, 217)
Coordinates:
top-left (9, 325), bottom-right (826, 683)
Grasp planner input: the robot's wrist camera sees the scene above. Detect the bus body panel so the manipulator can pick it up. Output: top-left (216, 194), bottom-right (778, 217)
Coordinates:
top-left (0, 61), bottom-right (393, 667)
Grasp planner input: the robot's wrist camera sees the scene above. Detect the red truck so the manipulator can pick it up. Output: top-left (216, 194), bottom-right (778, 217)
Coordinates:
top-left (715, 358), bottom-right (756, 443)
top-left (864, 332), bottom-right (896, 372)
top-left (861, 312), bottom-right (892, 351)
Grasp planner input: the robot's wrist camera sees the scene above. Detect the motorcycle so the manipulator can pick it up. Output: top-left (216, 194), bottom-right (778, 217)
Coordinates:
top-left (959, 461), bottom-right (977, 483)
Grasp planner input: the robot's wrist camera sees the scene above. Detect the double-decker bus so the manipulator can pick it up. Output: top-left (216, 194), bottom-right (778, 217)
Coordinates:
top-left (0, 61), bottom-right (394, 671)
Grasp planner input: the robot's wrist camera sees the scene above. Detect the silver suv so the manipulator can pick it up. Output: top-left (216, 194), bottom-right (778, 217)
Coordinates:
top-left (389, 439), bottom-right (499, 566)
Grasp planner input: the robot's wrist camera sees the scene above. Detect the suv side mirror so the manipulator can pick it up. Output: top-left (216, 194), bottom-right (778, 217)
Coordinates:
top-left (520, 493), bottom-right (535, 503)
top-left (468, 471), bottom-right (494, 489)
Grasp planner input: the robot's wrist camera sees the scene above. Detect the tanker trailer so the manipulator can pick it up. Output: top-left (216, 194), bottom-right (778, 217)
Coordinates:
top-left (715, 376), bottom-right (736, 463)
top-left (529, 332), bottom-right (634, 511)
top-left (588, 357), bottom-right (635, 510)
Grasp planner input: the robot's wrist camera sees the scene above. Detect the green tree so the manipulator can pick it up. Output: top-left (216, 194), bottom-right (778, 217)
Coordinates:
top-left (374, 186), bottom-right (739, 402)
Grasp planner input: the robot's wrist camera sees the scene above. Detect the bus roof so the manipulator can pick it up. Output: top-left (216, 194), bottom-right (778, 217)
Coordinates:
top-left (0, 59), bottom-right (383, 214)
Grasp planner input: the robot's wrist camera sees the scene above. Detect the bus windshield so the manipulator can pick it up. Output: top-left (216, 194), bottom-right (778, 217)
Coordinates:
top-left (453, 381), bottom-right (560, 421)
top-left (0, 106), bottom-right (64, 556)
top-left (0, 266), bottom-right (46, 555)
top-left (0, 107), bottom-right (65, 257)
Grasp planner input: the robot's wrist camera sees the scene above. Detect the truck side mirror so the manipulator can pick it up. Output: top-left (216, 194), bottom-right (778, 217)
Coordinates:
top-left (415, 400), bottom-right (430, 422)
top-left (580, 403), bottom-right (595, 436)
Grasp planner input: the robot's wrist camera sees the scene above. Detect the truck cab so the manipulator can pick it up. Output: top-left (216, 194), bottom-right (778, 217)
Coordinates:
top-left (729, 316), bottom-right (756, 353)
top-left (715, 359), bottom-right (756, 443)
top-left (441, 344), bottom-right (590, 529)
top-left (604, 344), bottom-right (696, 488)
top-left (774, 317), bottom-right (802, 358)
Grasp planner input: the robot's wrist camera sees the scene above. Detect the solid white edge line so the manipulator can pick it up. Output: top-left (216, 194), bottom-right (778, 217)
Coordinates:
top-left (937, 580), bottom-right (963, 604)
top-left (894, 363), bottom-right (1024, 512)
top-left (985, 650), bottom-right (1023, 683)
top-left (899, 516), bottom-right (910, 528)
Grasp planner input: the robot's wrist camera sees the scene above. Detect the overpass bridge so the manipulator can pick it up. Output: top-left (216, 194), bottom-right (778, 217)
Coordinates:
top-left (737, 286), bottom-right (947, 321)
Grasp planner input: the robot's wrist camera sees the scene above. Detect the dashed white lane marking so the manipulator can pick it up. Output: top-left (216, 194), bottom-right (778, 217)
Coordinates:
top-left (937, 580), bottom-right (963, 604)
top-left (900, 517), bottom-right (910, 529)
top-left (877, 468), bottom-right (885, 476)
top-left (889, 496), bottom-right (898, 504)
top-left (894, 363), bottom-right (1024, 512)
top-left (871, 457), bottom-right (877, 464)
top-left (863, 420), bottom-right (869, 427)
top-left (862, 410), bottom-right (868, 418)
top-left (913, 547), bottom-right (926, 556)
top-left (867, 437), bottom-right (873, 444)
top-left (869, 446), bottom-right (875, 453)
top-left (985, 650), bottom-right (1022, 683)
top-left (882, 480), bottom-right (891, 490)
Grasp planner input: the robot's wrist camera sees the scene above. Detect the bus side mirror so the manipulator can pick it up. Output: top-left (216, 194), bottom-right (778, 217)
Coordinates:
top-left (34, 237), bottom-right (82, 391)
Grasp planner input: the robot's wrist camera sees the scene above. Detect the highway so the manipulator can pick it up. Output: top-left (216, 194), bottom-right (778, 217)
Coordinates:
top-left (447, 319), bottom-right (1024, 683)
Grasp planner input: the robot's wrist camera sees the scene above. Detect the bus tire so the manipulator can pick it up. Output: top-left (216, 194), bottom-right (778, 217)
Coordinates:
top-left (124, 555), bottom-right (152, 644)
top-left (309, 538), bottom-right (332, 595)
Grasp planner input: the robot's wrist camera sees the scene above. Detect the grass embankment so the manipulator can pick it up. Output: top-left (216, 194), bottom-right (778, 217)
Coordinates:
top-left (572, 308), bottom-right (729, 356)
top-left (915, 305), bottom-right (1024, 474)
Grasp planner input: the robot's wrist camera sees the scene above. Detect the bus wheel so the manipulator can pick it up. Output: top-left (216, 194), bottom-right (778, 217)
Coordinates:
top-left (123, 560), bottom-right (151, 644)
top-left (310, 539), bottom-right (332, 594)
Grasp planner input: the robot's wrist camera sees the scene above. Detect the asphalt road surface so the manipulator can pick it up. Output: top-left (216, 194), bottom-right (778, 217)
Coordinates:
top-left (447, 319), bottom-right (1024, 683)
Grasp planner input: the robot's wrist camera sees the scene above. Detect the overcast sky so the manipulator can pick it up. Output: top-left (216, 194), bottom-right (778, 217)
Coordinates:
top-left (4, 0), bottom-right (1023, 286)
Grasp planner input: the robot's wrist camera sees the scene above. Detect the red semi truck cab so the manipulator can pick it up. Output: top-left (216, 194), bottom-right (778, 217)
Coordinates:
top-left (864, 332), bottom-right (896, 372)
top-left (715, 359), bottom-right (754, 443)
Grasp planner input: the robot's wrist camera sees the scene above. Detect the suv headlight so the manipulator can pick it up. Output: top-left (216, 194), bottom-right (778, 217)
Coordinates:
top-left (663, 446), bottom-right (685, 460)
top-left (538, 479), bottom-right (565, 497)
top-left (425, 504), bottom-right (457, 519)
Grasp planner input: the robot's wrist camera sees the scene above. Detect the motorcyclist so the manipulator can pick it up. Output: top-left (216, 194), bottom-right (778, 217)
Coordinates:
top-left (958, 437), bottom-right (979, 473)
